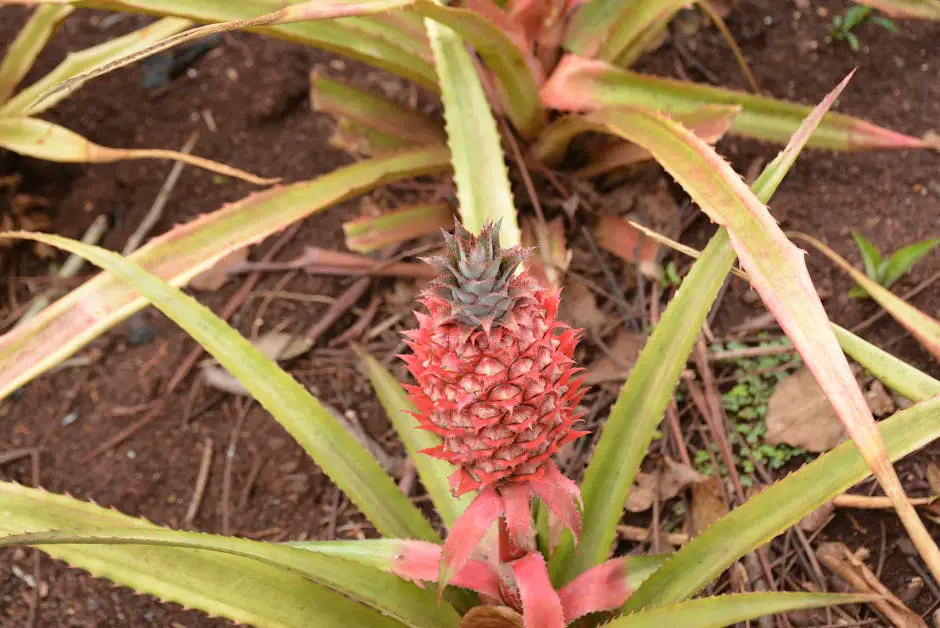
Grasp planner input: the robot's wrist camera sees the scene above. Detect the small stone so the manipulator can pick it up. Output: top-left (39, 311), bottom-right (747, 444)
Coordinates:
top-left (62, 412), bottom-right (79, 426)
top-left (128, 322), bottom-right (155, 346)
top-left (126, 450), bottom-right (136, 459)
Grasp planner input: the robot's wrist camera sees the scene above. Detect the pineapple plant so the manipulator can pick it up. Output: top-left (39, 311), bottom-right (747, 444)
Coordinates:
top-left (403, 220), bottom-right (587, 583)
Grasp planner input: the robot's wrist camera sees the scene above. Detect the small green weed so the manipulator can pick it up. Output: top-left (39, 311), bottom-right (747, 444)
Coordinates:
top-left (696, 337), bottom-right (809, 485)
top-left (850, 231), bottom-right (940, 298)
top-left (660, 260), bottom-right (683, 288)
top-left (830, 5), bottom-right (898, 52)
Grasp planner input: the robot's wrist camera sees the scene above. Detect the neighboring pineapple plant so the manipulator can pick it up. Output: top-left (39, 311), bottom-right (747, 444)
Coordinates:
top-left (2, 2), bottom-right (940, 627)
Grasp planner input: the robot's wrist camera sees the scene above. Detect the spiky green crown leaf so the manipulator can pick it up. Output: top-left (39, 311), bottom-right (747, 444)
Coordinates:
top-left (425, 220), bottom-right (532, 328)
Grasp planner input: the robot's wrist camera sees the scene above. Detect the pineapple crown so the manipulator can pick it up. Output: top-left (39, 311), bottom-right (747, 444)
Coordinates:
top-left (424, 220), bottom-right (534, 329)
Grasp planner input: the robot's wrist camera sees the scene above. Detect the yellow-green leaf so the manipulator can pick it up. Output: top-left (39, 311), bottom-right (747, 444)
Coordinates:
top-left (426, 18), bottom-right (519, 246)
top-left (0, 117), bottom-right (276, 184)
top-left (612, 593), bottom-right (870, 627)
top-left (796, 233), bottom-right (940, 360)
top-left (1, 16), bottom-right (192, 117)
top-left (625, 394), bottom-right (940, 609)
top-left (0, 229), bottom-right (438, 542)
top-left (357, 348), bottom-right (472, 528)
top-left (0, 4), bottom-right (73, 105)
top-left (0, 146), bottom-right (450, 403)
top-left (0, 482), bottom-right (402, 628)
top-left (0, 524), bottom-right (459, 627)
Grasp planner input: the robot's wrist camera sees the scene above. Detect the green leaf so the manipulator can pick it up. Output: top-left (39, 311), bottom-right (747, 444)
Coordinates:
top-left (312, 70), bottom-right (445, 146)
top-left (624, 394), bottom-right (940, 609)
top-left (845, 31), bottom-right (861, 51)
top-left (415, 2), bottom-right (544, 139)
top-left (426, 18), bottom-right (519, 246)
top-left (0, 525), bottom-right (458, 627)
top-left (1, 17), bottom-right (192, 117)
top-left (870, 15), bottom-right (900, 31)
top-left (550, 72), bottom-right (851, 586)
top-left (562, 0), bottom-right (632, 58)
top-left (612, 593), bottom-right (870, 627)
top-left (343, 202), bottom-right (455, 253)
top-left (834, 324), bottom-right (940, 402)
top-left (0, 4), bottom-right (73, 105)
top-left (0, 117), bottom-right (276, 184)
top-left (0, 483), bottom-right (403, 628)
top-left (881, 237), bottom-right (940, 289)
top-left (844, 5), bottom-right (873, 29)
top-left (0, 146), bottom-right (450, 403)
top-left (541, 55), bottom-right (930, 150)
top-left (357, 348), bottom-right (472, 529)
top-left (851, 230), bottom-right (882, 282)
top-left (52, 0), bottom-right (439, 91)
top-left (0, 230), bottom-right (437, 542)
top-left (595, 0), bottom-right (689, 65)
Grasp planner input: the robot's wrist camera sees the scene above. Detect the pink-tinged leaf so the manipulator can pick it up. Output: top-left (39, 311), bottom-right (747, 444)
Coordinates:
top-left (0, 146), bottom-right (450, 403)
top-left (530, 104), bottom-right (739, 167)
top-left (595, 215), bottom-right (661, 279)
top-left (551, 73), bottom-right (855, 586)
top-left (558, 557), bottom-right (631, 622)
top-left (795, 233), bottom-right (940, 360)
top-left (530, 462), bottom-right (582, 541)
top-left (311, 70), bottom-right (445, 146)
top-left (507, 0), bottom-right (551, 45)
top-left (228, 245), bottom-right (437, 279)
top-left (344, 202), bottom-right (455, 254)
top-left (541, 54), bottom-right (930, 151)
top-left (576, 105), bottom-right (739, 178)
top-left (441, 486), bottom-right (504, 590)
top-left (501, 483), bottom-right (536, 552)
top-left (855, 0), bottom-right (940, 19)
top-left (510, 553), bottom-right (566, 628)
top-left (391, 540), bottom-right (502, 598)
top-left (588, 79), bottom-right (940, 584)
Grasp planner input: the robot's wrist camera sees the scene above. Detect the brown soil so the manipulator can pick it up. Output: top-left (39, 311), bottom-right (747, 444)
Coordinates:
top-left (0, 1), bottom-right (938, 626)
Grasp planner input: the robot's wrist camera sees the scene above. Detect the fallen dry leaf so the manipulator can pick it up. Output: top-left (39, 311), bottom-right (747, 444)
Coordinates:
top-left (189, 247), bottom-right (249, 291)
top-left (690, 475), bottom-right (729, 535)
top-left (521, 215), bottom-right (570, 289)
top-left (798, 500), bottom-right (835, 533)
top-left (928, 463), bottom-right (940, 496)
top-left (594, 215), bottom-right (661, 279)
top-left (585, 330), bottom-right (645, 385)
top-left (865, 379), bottom-right (895, 417)
top-left (626, 456), bottom-right (704, 513)
top-left (765, 368), bottom-right (847, 452)
top-left (557, 281), bottom-right (605, 332)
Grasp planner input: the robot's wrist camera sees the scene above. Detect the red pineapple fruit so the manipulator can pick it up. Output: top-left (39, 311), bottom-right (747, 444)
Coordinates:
top-left (402, 220), bottom-right (588, 585)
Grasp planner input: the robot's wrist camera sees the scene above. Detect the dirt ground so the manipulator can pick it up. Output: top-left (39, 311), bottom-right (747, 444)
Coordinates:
top-left (0, 1), bottom-right (938, 626)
